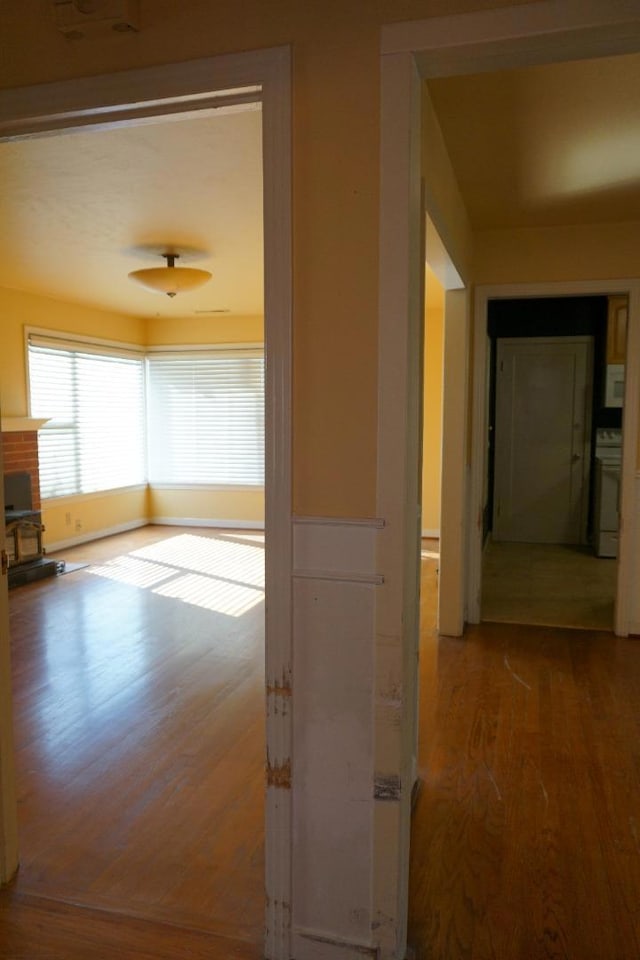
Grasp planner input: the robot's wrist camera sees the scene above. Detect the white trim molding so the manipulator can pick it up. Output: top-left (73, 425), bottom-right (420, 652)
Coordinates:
top-left (150, 516), bottom-right (265, 530)
top-left (381, 0), bottom-right (640, 66)
top-left (293, 516), bottom-right (384, 584)
top-left (421, 528), bottom-right (440, 540)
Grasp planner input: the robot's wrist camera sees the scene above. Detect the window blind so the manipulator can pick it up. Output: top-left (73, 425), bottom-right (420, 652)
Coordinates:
top-left (28, 336), bottom-right (146, 499)
top-left (146, 351), bottom-right (264, 486)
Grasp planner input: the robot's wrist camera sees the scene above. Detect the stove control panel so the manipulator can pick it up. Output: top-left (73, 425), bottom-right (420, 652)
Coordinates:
top-left (595, 428), bottom-right (622, 448)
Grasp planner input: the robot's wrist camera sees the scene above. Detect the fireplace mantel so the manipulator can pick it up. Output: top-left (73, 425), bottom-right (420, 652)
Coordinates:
top-left (1, 418), bottom-right (49, 433)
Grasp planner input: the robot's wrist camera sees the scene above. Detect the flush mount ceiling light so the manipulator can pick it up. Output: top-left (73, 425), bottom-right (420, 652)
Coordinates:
top-left (128, 253), bottom-right (212, 298)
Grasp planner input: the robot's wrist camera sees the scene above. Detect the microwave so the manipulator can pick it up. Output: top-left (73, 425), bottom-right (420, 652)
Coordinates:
top-left (605, 364), bottom-right (625, 408)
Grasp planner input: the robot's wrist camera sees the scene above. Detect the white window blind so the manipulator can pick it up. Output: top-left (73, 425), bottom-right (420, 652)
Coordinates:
top-left (147, 351), bottom-right (264, 486)
top-left (28, 335), bottom-right (146, 499)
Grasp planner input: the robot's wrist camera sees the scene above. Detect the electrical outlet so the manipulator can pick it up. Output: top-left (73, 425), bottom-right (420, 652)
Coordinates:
top-left (75, 519), bottom-right (82, 531)
top-left (65, 512), bottom-right (72, 526)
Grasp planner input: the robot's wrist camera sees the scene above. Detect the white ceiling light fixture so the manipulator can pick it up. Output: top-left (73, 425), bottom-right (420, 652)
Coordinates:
top-left (128, 252), bottom-right (212, 298)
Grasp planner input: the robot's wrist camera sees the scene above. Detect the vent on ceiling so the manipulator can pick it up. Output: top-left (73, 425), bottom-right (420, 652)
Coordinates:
top-left (53, 0), bottom-right (139, 38)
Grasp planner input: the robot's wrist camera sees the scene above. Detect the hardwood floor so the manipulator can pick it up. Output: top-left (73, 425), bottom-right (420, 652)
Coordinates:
top-left (2, 530), bottom-right (639, 958)
top-left (410, 545), bottom-right (640, 959)
top-left (1, 526), bottom-right (265, 958)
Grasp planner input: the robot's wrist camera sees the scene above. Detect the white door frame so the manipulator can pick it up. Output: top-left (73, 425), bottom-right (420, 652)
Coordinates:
top-left (0, 46), bottom-right (293, 960)
top-left (469, 280), bottom-right (640, 637)
top-left (379, 3), bottom-right (640, 955)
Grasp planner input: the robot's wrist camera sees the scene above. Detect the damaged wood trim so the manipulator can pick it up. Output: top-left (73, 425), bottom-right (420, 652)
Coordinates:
top-left (267, 682), bottom-right (292, 698)
top-left (267, 757), bottom-right (292, 789)
top-left (374, 774), bottom-right (402, 801)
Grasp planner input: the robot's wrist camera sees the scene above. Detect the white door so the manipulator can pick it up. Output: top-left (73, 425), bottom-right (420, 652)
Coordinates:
top-left (493, 336), bottom-right (592, 544)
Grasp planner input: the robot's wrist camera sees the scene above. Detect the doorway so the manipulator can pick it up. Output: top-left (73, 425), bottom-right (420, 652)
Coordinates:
top-left (379, 7), bottom-right (640, 956)
top-left (470, 282), bottom-right (637, 637)
top-left (0, 46), bottom-right (293, 960)
top-left (479, 295), bottom-right (622, 631)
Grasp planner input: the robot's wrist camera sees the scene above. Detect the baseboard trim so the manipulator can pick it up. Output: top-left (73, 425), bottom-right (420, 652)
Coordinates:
top-left (421, 528), bottom-right (440, 539)
top-left (293, 568), bottom-right (384, 585)
top-left (44, 519), bottom-right (147, 552)
top-left (150, 516), bottom-right (265, 530)
top-left (293, 515), bottom-right (385, 528)
top-left (45, 517), bottom-right (264, 552)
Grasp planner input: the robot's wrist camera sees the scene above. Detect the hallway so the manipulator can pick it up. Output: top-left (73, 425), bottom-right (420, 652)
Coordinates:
top-left (481, 540), bottom-right (617, 631)
top-left (411, 548), bottom-right (640, 958)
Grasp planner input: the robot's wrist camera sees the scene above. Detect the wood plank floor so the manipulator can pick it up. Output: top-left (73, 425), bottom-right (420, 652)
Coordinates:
top-left (1, 526), bottom-right (265, 958)
top-left (2, 530), bottom-right (639, 957)
top-left (410, 546), bottom-right (640, 959)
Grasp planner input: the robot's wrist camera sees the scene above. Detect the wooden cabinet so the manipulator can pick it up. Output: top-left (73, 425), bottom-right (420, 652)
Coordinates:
top-left (607, 295), bottom-right (628, 364)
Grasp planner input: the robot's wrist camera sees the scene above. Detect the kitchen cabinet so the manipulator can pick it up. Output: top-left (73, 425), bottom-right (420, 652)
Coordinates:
top-left (607, 295), bottom-right (628, 364)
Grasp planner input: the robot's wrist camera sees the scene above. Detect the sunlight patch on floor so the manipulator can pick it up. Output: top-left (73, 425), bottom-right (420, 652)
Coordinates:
top-left (131, 533), bottom-right (265, 588)
top-left (85, 533), bottom-right (265, 616)
top-left (152, 571), bottom-right (264, 617)
top-left (421, 549), bottom-right (439, 560)
top-left (86, 555), bottom-right (176, 589)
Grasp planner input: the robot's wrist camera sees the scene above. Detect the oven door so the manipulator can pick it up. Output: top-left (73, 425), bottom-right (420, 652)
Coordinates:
top-left (594, 458), bottom-right (620, 557)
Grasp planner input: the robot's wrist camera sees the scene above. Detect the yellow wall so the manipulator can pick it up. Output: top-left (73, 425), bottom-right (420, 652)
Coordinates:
top-left (421, 268), bottom-right (444, 533)
top-left (149, 487), bottom-right (263, 526)
top-left (474, 221), bottom-right (640, 284)
top-left (146, 314), bottom-right (263, 346)
top-left (43, 487), bottom-right (148, 549)
top-left (0, 286), bottom-right (145, 418)
top-left (422, 84), bottom-right (474, 284)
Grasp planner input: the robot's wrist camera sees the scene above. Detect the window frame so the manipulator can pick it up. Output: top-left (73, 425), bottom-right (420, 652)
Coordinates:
top-left (25, 328), bottom-right (265, 500)
top-left (146, 342), bottom-right (265, 490)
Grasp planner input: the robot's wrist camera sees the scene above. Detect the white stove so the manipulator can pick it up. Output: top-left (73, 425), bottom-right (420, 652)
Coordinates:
top-left (594, 428), bottom-right (622, 557)
top-left (595, 428), bottom-right (622, 460)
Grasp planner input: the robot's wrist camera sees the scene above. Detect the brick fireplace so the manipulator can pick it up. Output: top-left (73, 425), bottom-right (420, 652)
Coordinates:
top-left (1, 430), bottom-right (42, 512)
top-left (2, 419), bottom-right (57, 586)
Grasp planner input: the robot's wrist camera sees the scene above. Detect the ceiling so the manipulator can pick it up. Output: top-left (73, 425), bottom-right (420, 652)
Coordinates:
top-left (427, 51), bottom-right (640, 230)
top-left (0, 104), bottom-right (264, 319)
top-left (1, 50), bottom-right (639, 320)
